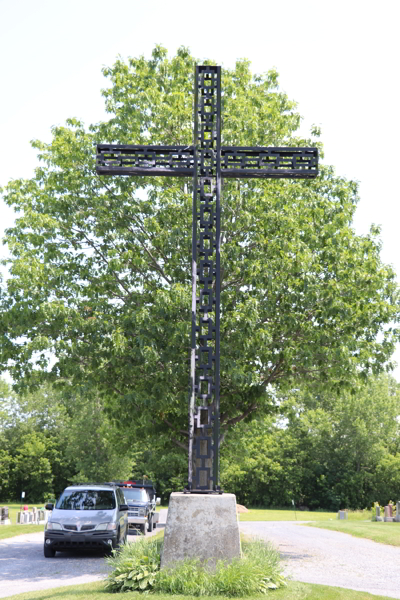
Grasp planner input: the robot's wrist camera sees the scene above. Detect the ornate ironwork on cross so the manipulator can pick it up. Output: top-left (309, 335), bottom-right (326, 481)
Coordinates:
top-left (96, 65), bottom-right (318, 493)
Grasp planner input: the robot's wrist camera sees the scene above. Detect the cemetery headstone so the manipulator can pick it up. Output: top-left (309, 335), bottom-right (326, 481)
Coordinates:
top-left (0, 507), bottom-right (11, 526)
top-left (395, 501), bottom-right (400, 522)
top-left (384, 505), bottom-right (394, 522)
top-left (338, 510), bottom-right (348, 520)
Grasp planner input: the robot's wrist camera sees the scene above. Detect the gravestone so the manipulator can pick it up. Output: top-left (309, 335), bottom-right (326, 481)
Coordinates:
top-left (384, 505), bottom-right (394, 522)
top-left (395, 501), bottom-right (400, 522)
top-left (338, 510), bottom-right (348, 520)
top-left (38, 509), bottom-right (48, 524)
top-left (375, 505), bottom-right (383, 521)
top-left (0, 507), bottom-right (10, 526)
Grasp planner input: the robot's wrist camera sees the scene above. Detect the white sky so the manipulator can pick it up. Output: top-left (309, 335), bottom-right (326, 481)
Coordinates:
top-left (0, 0), bottom-right (399, 380)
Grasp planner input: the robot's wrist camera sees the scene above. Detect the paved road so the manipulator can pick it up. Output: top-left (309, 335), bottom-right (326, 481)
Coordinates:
top-left (0, 511), bottom-right (167, 599)
top-left (2, 518), bottom-right (400, 599)
top-left (240, 521), bottom-right (400, 599)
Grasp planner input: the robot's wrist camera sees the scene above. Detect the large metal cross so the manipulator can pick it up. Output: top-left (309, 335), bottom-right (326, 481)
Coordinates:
top-left (96, 65), bottom-right (318, 493)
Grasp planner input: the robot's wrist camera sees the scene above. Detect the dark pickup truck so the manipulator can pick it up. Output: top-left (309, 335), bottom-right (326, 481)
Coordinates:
top-left (110, 480), bottom-right (160, 535)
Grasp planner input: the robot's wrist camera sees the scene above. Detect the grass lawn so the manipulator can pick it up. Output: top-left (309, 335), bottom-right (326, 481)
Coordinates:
top-left (3, 580), bottom-right (395, 600)
top-left (0, 503), bottom-right (45, 540)
top-left (238, 509), bottom-right (370, 522)
top-left (306, 519), bottom-right (400, 547)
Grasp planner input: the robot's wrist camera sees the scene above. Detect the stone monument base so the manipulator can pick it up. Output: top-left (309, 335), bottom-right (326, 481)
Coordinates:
top-left (0, 519), bottom-right (11, 526)
top-left (161, 492), bottom-right (241, 569)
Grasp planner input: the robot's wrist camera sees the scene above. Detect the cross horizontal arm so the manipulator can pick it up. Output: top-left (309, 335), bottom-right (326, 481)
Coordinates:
top-left (221, 146), bottom-right (318, 179)
top-left (96, 144), bottom-right (194, 177)
top-left (96, 145), bottom-right (318, 179)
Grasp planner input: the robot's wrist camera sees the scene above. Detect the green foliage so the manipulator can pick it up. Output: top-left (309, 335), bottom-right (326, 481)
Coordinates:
top-left (221, 374), bottom-right (400, 510)
top-left (106, 537), bottom-right (162, 592)
top-left (0, 380), bottom-right (134, 501)
top-left (0, 46), bottom-right (398, 459)
top-left (106, 536), bottom-right (285, 596)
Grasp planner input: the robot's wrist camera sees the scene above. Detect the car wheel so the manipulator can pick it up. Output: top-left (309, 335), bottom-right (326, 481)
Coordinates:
top-left (44, 544), bottom-right (56, 558)
top-left (148, 515), bottom-right (153, 533)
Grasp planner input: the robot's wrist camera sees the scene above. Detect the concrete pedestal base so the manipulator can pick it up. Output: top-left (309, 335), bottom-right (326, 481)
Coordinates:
top-left (161, 492), bottom-right (241, 569)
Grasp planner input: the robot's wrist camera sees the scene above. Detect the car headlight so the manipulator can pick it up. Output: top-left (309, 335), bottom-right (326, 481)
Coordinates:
top-left (47, 522), bottom-right (62, 530)
top-left (138, 509), bottom-right (145, 517)
top-left (96, 522), bottom-right (117, 530)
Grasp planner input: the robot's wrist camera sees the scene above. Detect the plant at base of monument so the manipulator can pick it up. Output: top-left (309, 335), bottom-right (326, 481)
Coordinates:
top-left (105, 536), bottom-right (162, 592)
top-left (155, 539), bottom-right (285, 596)
top-left (106, 535), bottom-right (285, 595)
top-left (211, 540), bottom-right (286, 595)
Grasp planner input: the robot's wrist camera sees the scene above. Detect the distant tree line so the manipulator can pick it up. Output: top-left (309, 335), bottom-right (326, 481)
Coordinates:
top-left (0, 380), bottom-right (132, 503)
top-left (1, 374), bottom-right (399, 509)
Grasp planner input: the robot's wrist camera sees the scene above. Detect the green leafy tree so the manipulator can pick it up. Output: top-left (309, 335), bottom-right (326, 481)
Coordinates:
top-left (11, 432), bottom-right (54, 502)
top-left (220, 416), bottom-right (302, 506)
top-left (0, 449), bottom-right (12, 499)
top-left (0, 381), bottom-right (134, 500)
top-left (66, 387), bottom-right (133, 483)
top-left (0, 46), bottom-right (399, 458)
top-left (222, 374), bottom-right (400, 509)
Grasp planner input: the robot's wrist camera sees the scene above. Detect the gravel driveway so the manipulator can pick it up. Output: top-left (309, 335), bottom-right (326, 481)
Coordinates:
top-left (240, 521), bottom-right (400, 599)
top-left (0, 511), bottom-right (167, 599)
top-left (2, 517), bottom-right (400, 599)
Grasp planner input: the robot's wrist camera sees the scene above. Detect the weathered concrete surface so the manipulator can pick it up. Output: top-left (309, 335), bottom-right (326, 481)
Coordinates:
top-left (161, 493), bottom-right (240, 568)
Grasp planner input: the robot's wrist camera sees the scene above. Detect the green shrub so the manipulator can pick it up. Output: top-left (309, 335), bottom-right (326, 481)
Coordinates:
top-left (105, 536), bottom-right (162, 592)
top-left (105, 536), bottom-right (286, 595)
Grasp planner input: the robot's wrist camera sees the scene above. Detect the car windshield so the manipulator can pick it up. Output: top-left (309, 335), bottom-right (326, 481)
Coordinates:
top-left (122, 489), bottom-right (149, 502)
top-left (56, 490), bottom-right (116, 510)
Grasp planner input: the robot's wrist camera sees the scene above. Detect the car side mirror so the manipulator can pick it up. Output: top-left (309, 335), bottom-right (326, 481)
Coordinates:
top-left (45, 503), bottom-right (54, 511)
top-left (119, 504), bottom-right (129, 511)
top-left (156, 497), bottom-right (161, 505)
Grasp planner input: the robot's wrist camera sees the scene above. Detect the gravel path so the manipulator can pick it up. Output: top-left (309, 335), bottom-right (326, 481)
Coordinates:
top-left (0, 511), bottom-right (168, 599)
top-left (240, 521), bottom-right (400, 599)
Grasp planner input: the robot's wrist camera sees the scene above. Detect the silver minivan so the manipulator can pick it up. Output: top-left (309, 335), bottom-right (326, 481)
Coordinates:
top-left (44, 483), bottom-right (128, 557)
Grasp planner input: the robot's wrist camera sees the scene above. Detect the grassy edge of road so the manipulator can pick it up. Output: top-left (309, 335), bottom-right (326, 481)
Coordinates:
top-left (2, 579), bottom-right (396, 600)
top-left (238, 508), bottom-right (371, 522)
top-left (306, 519), bottom-right (400, 547)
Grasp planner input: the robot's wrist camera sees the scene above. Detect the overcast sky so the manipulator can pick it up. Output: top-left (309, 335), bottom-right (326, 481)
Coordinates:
top-left (1, 0), bottom-right (399, 380)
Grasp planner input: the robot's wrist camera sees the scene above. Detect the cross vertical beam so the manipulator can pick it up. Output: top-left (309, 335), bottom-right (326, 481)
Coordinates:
top-left (188, 66), bottom-right (222, 492)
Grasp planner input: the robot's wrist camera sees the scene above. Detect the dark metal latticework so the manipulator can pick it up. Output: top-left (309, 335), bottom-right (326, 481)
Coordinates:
top-left (188, 66), bottom-right (221, 492)
top-left (96, 65), bottom-right (318, 494)
top-left (96, 145), bottom-right (318, 179)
